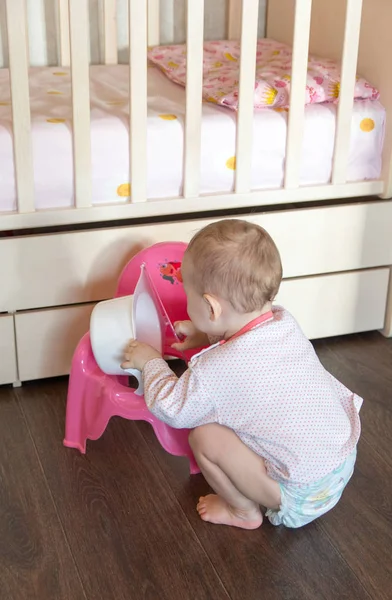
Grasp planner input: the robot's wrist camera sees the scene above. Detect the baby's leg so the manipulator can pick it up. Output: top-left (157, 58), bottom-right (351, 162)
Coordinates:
top-left (189, 424), bottom-right (281, 530)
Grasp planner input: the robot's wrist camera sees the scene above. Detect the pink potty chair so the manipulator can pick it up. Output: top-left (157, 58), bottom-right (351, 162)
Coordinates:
top-left (64, 242), bottom-right (200, 474)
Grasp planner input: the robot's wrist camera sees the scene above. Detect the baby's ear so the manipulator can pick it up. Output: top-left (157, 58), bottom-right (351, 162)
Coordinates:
top-left (203, 294), bottom-right (222, 321)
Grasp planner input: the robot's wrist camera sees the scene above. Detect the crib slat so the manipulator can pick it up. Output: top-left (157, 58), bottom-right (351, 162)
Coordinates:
top-left (183, 0), bottom-right (204, 198)
top-left (58, 0), bottom-right (71, 66)
top-left (332, 0), bottom-right (363, 185)
top-left (228, 0), bottom-right (242, 40)
top-left (104, 0), bottom-right (118, 64)
top-left (148, 0), bottom-right (160, 47)
top-left (129, 0), bottom-right (148, 202)
top-left (235, 0), bottom-right (259, 194)
top-left (6, 0), bottom-right (35, 214)
top-left (284, 0), bottom-right (312, 189)
top-left (69, 0), bottom-right (92, 208)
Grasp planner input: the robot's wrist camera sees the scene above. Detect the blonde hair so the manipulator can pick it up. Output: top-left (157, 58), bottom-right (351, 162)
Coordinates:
top-left (185, 219), bottom-right (282, 313)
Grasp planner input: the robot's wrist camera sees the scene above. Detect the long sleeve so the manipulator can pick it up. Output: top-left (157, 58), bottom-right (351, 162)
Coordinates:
top-left (142, 358), bottom-right (217, 429)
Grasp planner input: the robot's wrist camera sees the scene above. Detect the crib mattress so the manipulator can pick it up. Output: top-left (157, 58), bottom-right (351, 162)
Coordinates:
top-left (0, 64), bottom-right (385, 212)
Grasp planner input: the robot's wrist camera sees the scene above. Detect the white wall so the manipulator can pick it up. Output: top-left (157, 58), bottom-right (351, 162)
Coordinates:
top-left (0, 0), bottom-right (267, 67)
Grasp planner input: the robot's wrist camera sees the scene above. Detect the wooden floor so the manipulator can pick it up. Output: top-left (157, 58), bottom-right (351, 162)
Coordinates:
top-left (1, 332), bottom-right (391, 600)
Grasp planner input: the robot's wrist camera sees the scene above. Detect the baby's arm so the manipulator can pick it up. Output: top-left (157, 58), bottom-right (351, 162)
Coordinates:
top-left (172, 320), bottom-right (210, 351)
top-left (172, 321), bottom-right (222, 351)
top-left (143, 358), bottom-right (216, 429)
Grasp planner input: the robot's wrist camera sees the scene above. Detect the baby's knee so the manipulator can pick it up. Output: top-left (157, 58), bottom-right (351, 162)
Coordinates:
top-left (189, 424), bottom-right (224, 457)
top-left (189, 424), bottom-right (213, 450)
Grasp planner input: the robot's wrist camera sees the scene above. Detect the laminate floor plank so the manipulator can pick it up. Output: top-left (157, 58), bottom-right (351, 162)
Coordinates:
top-left (16, 381), bottom-right (229, 600)
top-left (314, 332), bottom-right (392, 469)
top-left (0, 390), bottom-right (86, 600)
top-left (319, 439), bottom-right (392, 600)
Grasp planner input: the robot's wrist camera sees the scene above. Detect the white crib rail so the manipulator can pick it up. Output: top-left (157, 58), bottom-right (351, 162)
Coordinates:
top-left (148, 0), bottom-right (160, 47)
top-left (5, 0), bottom-right (35, 214)
top-left (129, 0), bottom-right (148, 202)
top-left (58, 0), bottom-right (71, 66)
top-left (284, 0), bottom-right (312, 189)
top-left (103, 0), bottom-right (118, 65)
top-left (183, 0), bottom-right (204, 198)
top-left (69, 0), bottom-right (92, 208)
top-left (235, 0), bottom-right (259, 194)
top-left (332, 0), bottom-right (363, 185)
top-left (228, 0), bottom-right (242, 40)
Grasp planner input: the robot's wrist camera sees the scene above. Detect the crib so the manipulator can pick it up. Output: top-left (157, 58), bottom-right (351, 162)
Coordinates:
top-left (0, 0), bottom-right (392, 387)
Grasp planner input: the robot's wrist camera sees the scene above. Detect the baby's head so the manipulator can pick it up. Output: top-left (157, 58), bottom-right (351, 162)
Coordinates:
top-left (181, 219), bottom-right (282, 336)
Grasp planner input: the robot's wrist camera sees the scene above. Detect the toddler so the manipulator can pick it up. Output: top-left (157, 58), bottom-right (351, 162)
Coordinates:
top-left (122, 219), bottom-right (362, 529)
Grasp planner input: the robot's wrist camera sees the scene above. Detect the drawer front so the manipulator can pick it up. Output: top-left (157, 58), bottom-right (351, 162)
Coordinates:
top-left (1, 200), bottom-right (392, 312)
top-left (0, 314), bottom-right (18, 385)
top-left (15, 303), bottom-right (95, 382)
top-left (277, 268), bottom-right (389, 339)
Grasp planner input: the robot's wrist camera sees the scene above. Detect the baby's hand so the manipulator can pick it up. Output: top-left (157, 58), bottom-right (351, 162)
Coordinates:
top-left (172, 321), bottom-right (209, 351)
top-left (121, 339), bottom-right (161, 372)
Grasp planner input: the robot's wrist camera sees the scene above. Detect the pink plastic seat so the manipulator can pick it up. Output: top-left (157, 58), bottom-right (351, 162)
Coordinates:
top-left (64, 242), bottom-right (200, 474)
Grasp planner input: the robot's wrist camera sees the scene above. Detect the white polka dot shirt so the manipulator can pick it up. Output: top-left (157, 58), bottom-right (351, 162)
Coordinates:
top-left (143, 306), bottom-right (362, 485)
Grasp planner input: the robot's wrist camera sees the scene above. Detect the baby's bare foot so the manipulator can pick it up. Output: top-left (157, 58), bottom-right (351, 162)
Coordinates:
top-left (197, 495), bottom-right (263, 530)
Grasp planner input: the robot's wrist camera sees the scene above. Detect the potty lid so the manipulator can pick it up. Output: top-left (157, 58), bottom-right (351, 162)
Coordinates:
top-left (133, 264), bottom-right (182, 357)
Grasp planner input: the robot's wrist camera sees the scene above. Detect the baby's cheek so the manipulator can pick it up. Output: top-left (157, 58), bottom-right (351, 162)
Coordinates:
top-left (187, 305), bottom-right (199, 325)
top-left (186, 300), bottom-right (196, 319)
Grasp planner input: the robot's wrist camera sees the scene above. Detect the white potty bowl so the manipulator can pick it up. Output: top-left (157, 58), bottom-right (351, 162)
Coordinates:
top-left (90, 267), bottom-right (163, 396)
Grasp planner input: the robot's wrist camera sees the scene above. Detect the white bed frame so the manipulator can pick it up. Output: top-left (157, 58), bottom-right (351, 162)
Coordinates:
top-left (1, 0), bottom-right (392, 387)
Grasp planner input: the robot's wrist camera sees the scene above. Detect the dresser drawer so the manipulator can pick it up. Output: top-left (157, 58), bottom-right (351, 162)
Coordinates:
top-left (0, 314), bottom-right (18, 385)
top-left (15, 303), bottom-right (95, 382)
top-left (278, 268), bottom-right (389, 339)
top-left (1, 201), bottom-right (392, 312)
